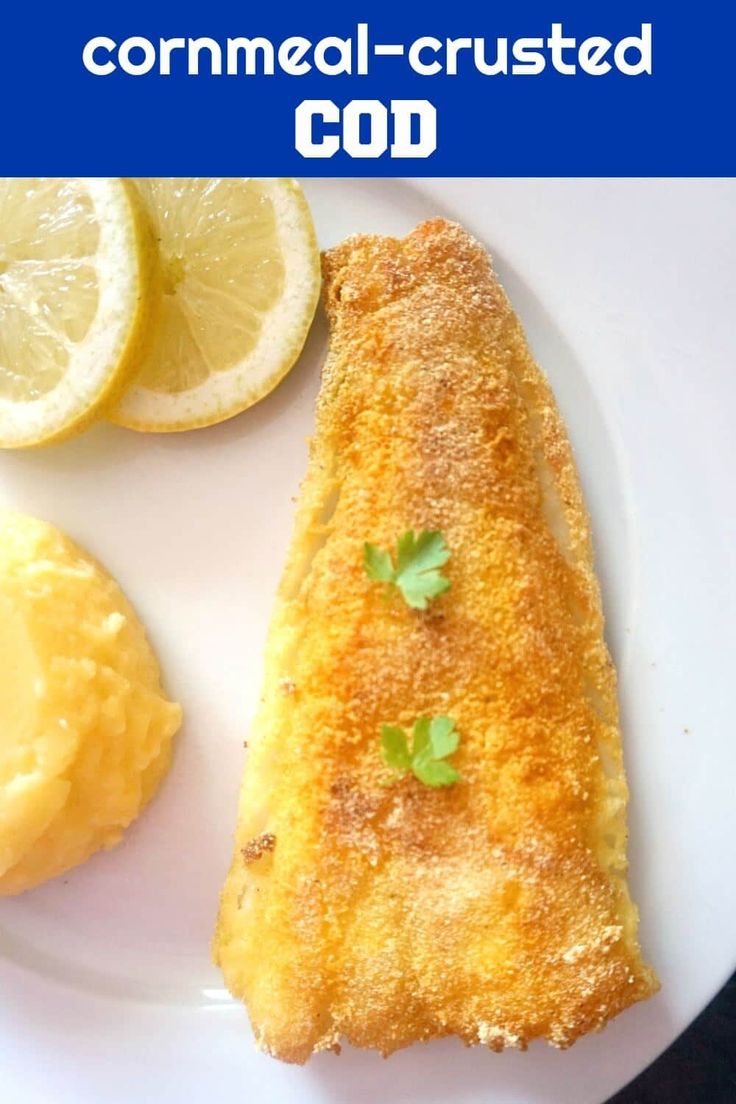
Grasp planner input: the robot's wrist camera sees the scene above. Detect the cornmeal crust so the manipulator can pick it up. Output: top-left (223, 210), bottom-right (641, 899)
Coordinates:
top-left (214, 218), bottom-right (658, 1063)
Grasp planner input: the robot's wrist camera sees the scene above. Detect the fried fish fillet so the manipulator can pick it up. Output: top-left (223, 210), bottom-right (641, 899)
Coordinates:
top-left (214, 218), bottom-right (658, 1063)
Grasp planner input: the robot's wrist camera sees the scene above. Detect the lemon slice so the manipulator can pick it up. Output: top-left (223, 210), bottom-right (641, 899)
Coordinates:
top-left (111, 178), bottom-right (320, 433)
top-left (0, 178), bottom-right (152, 448)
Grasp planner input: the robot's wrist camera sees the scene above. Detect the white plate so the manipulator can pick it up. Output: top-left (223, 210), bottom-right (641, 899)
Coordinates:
top-left (0, 178), bottom-right (734, 1104)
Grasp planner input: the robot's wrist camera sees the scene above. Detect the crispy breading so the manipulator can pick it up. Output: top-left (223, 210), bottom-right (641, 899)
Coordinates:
top-left (213, 218), bottom-right (658, 1063)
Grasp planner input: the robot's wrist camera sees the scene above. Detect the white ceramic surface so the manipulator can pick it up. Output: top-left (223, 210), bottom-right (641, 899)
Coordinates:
top-left (0, 178), bottom-right (734, 1104)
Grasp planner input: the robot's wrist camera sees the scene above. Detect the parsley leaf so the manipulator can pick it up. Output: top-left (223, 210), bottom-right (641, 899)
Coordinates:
top-left (380, 724), bottom-right (412, 772)
top-left (380, 715), bottom-right (461, 788)
top-left (427, 715), bottom-right (460, 758)
top-left (363, 529), bottom-right (450, 610)
top-left (363, 543), bottom-right (394, 583)
top-left (413, 759), bottom-right (460, 787)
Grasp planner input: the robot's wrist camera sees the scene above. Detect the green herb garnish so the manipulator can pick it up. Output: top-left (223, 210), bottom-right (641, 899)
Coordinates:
top-left (363, 529), bottom-right (450, 610)
top-left (380, 715), bottom-right (461, 787)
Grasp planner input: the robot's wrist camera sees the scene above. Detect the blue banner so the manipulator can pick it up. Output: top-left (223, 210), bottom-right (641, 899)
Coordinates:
top-left (2, 0), bottom-right (731, 175)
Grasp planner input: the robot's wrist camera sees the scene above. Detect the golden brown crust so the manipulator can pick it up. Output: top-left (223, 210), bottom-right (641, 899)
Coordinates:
top-left (214, 218), bottom-right (658, 1063)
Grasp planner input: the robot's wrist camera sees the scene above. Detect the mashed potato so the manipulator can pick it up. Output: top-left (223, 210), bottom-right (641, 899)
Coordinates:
top-left (0, 510), bottom-right (182, 895)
